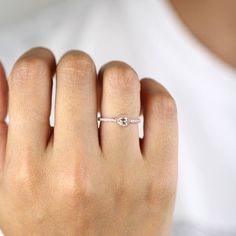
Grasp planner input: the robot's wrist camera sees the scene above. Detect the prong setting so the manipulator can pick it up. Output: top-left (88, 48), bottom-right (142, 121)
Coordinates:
top-left (116, 116), bottom-right (129, 127)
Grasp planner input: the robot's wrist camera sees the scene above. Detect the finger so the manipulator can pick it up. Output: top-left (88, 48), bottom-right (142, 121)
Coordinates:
top-left (7, 48), bottom-right (56, 157)
top-left (54, 51), bottom-right (99, 153)
top-left (98, 61), bottom-right (141, 156)
top-left (140, 78), bottom-right (178, 165)
top-left (0, 62), bottom-right (8, 172)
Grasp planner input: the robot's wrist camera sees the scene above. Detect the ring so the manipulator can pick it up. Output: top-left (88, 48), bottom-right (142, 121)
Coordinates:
top-left (98, 114), bottom-right (141, 127)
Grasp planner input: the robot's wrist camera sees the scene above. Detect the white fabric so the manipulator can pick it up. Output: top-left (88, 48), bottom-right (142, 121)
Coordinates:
top-left (0, 0), bottom-right (236, 235)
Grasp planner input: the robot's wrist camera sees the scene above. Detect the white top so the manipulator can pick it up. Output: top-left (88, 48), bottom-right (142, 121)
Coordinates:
top-left (0, 0), bottom-right (236, 235)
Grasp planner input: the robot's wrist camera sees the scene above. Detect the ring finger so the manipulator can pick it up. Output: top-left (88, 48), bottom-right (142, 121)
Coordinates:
top-left (98, 61), bottom-right (141, 157)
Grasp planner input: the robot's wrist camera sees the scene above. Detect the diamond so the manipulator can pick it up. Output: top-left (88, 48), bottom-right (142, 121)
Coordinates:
top-left (117, 116), bottom-right (129, 127)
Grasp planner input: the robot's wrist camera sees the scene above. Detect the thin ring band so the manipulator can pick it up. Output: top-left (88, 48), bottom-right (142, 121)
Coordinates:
top-left (98, 115), bottom-right (141, 127)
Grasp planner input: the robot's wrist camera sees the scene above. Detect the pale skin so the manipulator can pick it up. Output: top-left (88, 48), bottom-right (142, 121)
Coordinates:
top-left (0, 48), bottom-right (178, 236)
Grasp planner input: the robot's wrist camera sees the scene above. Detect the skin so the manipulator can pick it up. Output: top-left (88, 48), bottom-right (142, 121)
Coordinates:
top-left (0, 1), bottom-right (234, 235)
top-left (0, 48), bottom-right (178, 236)
top-left (171, 0), bottom-right (236, 68)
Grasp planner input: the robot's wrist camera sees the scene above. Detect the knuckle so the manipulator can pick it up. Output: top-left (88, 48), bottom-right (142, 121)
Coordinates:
top-left (57, 169), bottom-right (95, 203)
top-left (10, 56), bottom-right (49, 86)
top-left (151, 92), bottom-right (177, 118)
top-left (115, 183), bottom-right (127, 199)
top-left (4, 163), bottom-right (41, 206)
top-left (158, 177), bottom-right (177, 199)
top-left (57, 50), bottom-right (96, 88)
top-left (67, 180), bottom-right (94, 209)
top-left (10, 164), bottom-right (37, 192)
top-left (12, 169), bottom-right (31, 189)
top-left (145, 177), bottom-right (176, 205)
top-left (5, 148), bottom-right (40, 191)
top-left (113, 175), bottom-right (130, 205)
top-left (102, 61), bottom-right (140, 92)
top-left (77, 181), bottom-right (95, 204)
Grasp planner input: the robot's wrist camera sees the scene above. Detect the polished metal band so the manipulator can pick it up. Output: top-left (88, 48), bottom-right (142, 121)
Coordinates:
top-left (98, 115), bottom-right (141, 127)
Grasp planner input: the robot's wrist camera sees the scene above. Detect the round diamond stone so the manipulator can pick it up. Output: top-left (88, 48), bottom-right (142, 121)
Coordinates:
top-left (117, 117), bottom-right (129, 127)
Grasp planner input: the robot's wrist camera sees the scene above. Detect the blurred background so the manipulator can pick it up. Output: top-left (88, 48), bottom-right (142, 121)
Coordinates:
top-left (0, 0), bottom-right (236, 235)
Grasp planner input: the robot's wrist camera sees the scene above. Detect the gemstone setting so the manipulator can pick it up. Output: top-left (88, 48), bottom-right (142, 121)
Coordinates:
top-left (116, 116), bottom-right (129, 127)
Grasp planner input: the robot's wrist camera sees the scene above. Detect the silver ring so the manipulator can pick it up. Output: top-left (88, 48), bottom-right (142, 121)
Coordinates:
top-left (98, 114), bottom-right (141, 127)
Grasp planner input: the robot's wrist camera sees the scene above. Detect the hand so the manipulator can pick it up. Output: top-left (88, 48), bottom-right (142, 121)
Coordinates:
top-left (0, 48), bottom-right (178, 236)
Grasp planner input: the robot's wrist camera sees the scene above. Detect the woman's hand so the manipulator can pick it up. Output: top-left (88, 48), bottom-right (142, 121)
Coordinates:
top-left (0, 48), bottom-right (178, 236)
